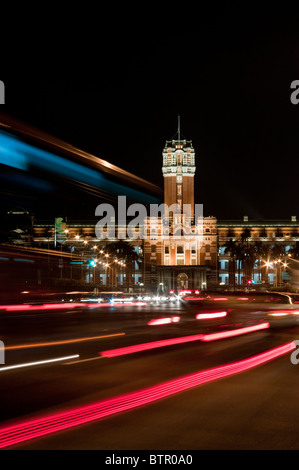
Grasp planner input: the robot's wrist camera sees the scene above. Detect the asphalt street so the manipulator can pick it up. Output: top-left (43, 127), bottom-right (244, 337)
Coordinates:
top-left (0, 299), bottom-right (298, 450)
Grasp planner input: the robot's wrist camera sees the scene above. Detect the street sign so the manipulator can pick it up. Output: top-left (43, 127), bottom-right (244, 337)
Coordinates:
top-left (282, 272), bottom-right (291, 280)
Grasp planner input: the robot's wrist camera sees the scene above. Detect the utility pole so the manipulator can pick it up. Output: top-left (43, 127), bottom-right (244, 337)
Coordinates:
top-left (54, 218), bottom-right (57, 248)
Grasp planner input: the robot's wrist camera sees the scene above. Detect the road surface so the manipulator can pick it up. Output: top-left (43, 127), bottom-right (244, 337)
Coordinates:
top-left (0, 298), bottom-right (298, 450)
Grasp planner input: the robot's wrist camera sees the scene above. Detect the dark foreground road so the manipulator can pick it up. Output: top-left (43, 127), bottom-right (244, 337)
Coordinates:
top-left (0, 300), bottom-right (299, 450)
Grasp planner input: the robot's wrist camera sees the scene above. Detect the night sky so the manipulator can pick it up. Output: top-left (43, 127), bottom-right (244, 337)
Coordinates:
top-left (2, 6), bottom-right (299, 221)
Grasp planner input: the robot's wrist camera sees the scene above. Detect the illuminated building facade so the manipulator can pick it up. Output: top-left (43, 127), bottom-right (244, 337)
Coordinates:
top-left (217, 216), bottom-right (299, 288)
top-left (28, 119), bottom-right (299, 291)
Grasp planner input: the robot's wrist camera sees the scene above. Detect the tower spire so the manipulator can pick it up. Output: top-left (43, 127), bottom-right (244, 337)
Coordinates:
top-left (177, 114), bottom-right (180, 141)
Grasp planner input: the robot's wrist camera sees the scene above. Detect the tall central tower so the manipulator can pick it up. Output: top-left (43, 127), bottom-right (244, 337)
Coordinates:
top-left (162, 116), bottom-right (196, 218)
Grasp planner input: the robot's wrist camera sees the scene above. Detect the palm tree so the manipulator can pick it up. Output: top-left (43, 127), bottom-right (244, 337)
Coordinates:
top-left (234, 244), bottom-right (246, 285)
top-left (106, 241), bottom-right (141, 290)
top-left (254, 241), bottom-right (267, 282)
top-left (241, 228), bottom-right (251, 248)
top-left (270, 244), bottom-right (287, 287)
top-left (224, 239), bottom-right (237, 288)
top-left (288, 242), bottom-right (299, 259)
top-left (244, 245), bottom-right (258, 282)
top-left (240, 228), bottom-right (253, 282)
top-left (258, 243), bottom-right (273, 284)
top-left (271, 243), bottom-right (286, 259)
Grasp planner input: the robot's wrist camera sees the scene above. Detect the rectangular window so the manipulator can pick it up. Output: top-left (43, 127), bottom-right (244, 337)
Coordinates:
top-left (165, 245), bottom-right (169, 254)
top-left (177, 246), bottom-right (184, 254)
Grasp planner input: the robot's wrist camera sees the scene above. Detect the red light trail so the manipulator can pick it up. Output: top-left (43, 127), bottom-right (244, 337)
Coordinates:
top-left (0, 303), bottom-right (87, 312)
top-left (0, 341), bottom-right (294, 449)
top-left (196, 311), bottom-right (227, 320)
top-left (0, 302), bottom-right (146, 312)
top-left (200, 322), bottom-right (270, 341)
top-left (147, 316), bottom-right (181, 325)
top-left (100, 322), bottom-right (270, 357)
top-left (100, 333), bottom-right (205, 357)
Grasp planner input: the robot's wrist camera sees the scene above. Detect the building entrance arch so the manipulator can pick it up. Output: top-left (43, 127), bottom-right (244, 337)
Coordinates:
top-left (177, 272), bottom-right (188, 289)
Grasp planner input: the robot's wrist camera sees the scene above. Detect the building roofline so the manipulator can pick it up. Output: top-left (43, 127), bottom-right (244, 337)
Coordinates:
top-left (218, 219), bottom-right (299, 226)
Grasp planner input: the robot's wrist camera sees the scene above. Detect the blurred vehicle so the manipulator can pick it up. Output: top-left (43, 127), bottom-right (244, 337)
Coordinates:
top-left (137, 293), bottom-right (180, 304)
top-left (183, 291), bottom-right (293, 306)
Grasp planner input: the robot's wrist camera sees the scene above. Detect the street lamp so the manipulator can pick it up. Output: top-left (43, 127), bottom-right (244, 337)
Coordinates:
top-left (89, 258), bottom-right (98, 285)
top-left (105, 263), bottom-right (109, 287)
top-left (264, 258), bottom-right (289, 288)
top-left (264, 261), bottom-right (273, 286)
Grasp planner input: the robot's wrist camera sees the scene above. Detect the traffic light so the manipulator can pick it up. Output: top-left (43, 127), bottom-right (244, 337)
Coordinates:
top-left (89, 259), bottom-right (96, 267)
top-left (247, 279), bottom-right (252, 285)
top-left (55, 217), bottom-right (66, 234)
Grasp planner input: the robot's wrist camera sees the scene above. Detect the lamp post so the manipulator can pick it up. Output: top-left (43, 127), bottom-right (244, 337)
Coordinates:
top-left (265, 261), bottom-right (275, 286)
top-left (273, 261), bottom-right (278, 287)
top-left (265, 258), bottom-right (289, 288)
top-left (105, 263), bottom-right (109, 288)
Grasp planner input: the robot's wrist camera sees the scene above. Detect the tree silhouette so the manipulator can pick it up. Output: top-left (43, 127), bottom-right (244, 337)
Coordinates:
top-left (224, 239), bottom-right (237, 287)
top-left (106, 241), bottom-right (141, 289)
